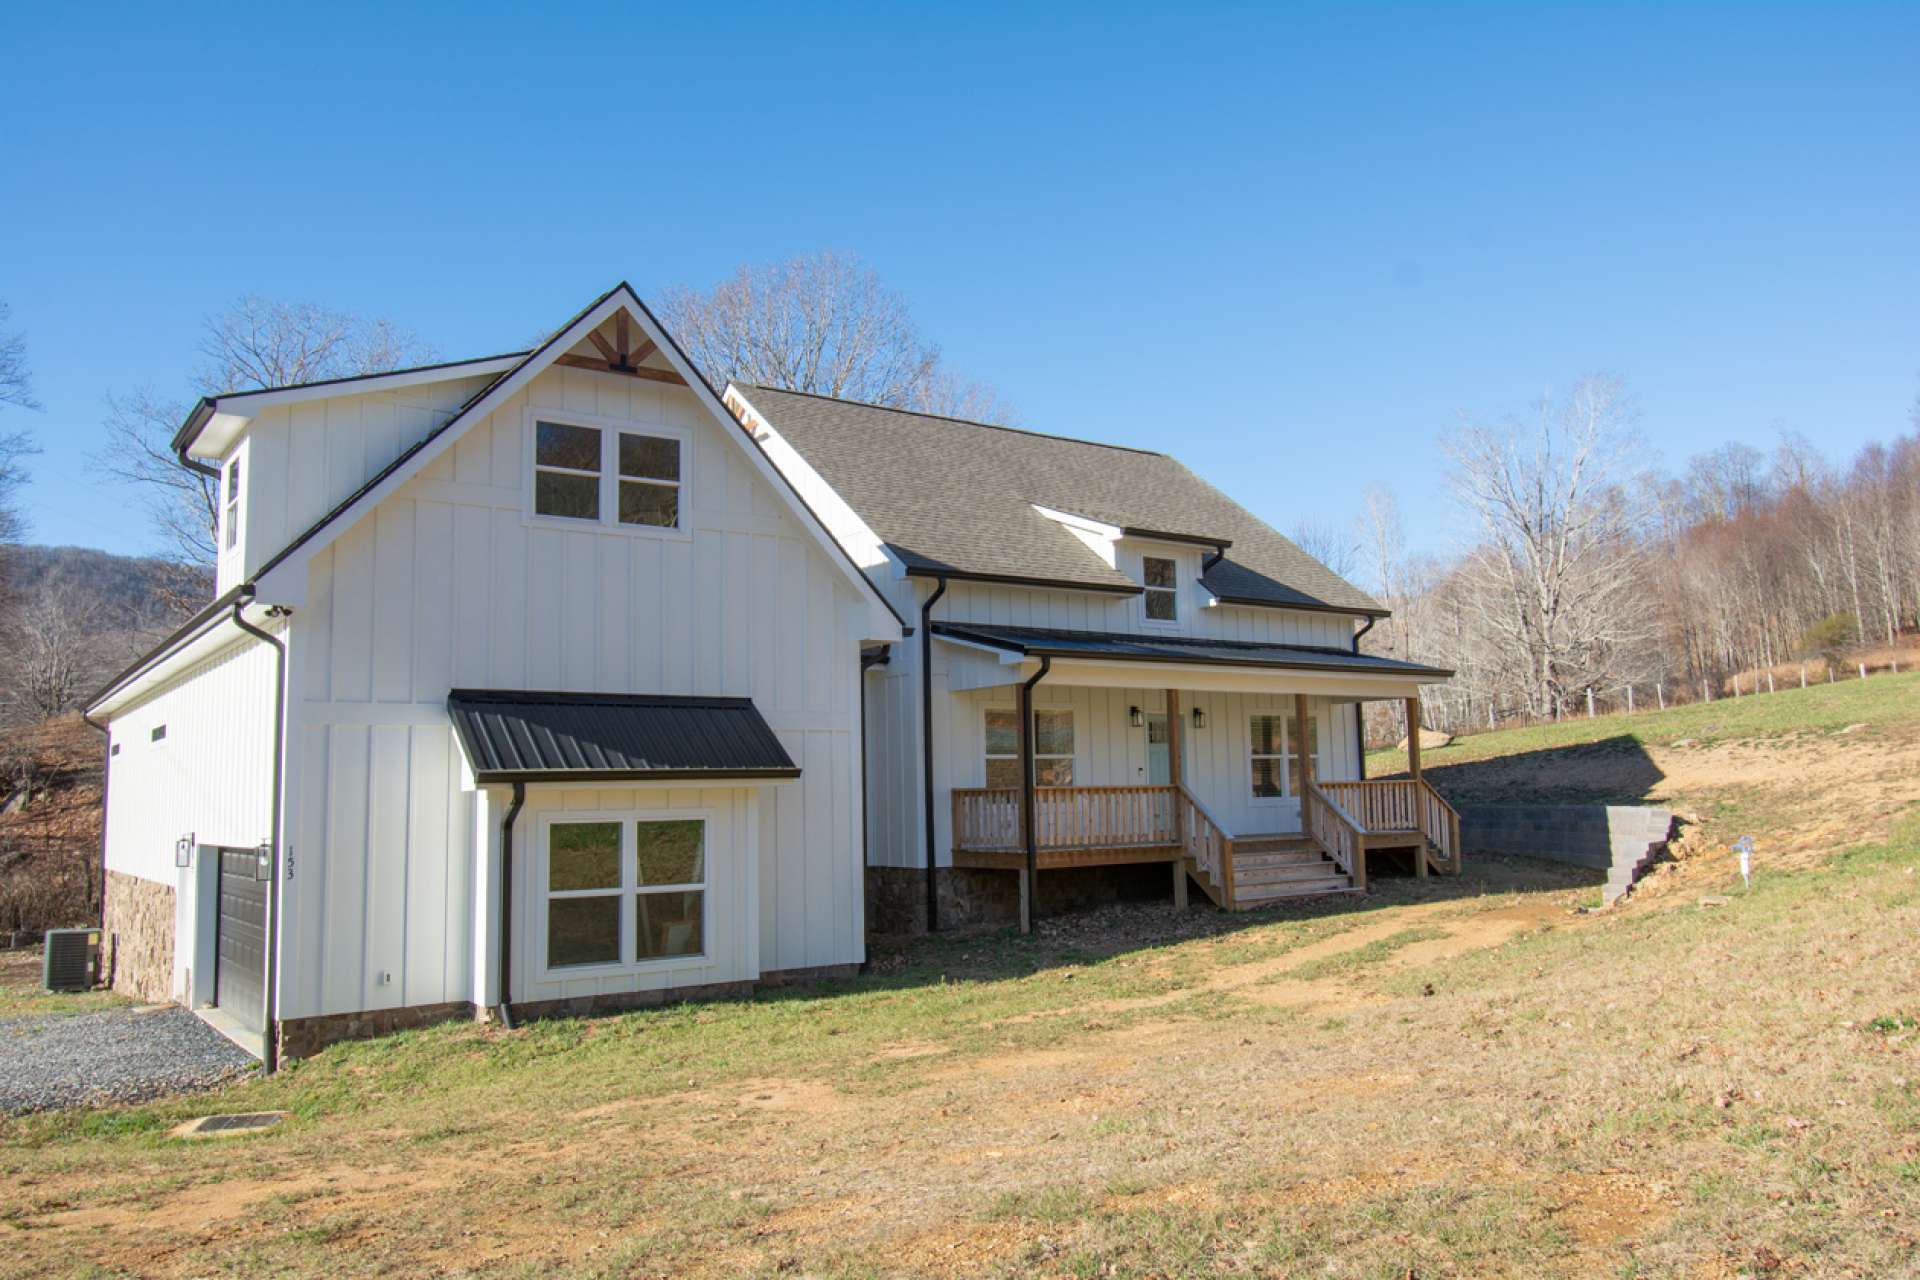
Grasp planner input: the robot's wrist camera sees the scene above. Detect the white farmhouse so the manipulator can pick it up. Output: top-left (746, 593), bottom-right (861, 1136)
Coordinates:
top-left (88, 283), bottom-right (1453, 1063)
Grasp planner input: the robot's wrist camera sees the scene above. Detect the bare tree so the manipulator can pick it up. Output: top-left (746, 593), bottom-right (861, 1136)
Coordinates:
top-left (0, 304), bottom-right (37, 413)
top-left (0, 582), bottom-right (120, 724)
top-left (658, 252), bottom-right (1013, 421)
top-left (1443, 376), bottom-right (1651, 718)
top-left (95, 296), bottom-right (434, 567)
top-left (1289, 518), bottom-right (1360, 580)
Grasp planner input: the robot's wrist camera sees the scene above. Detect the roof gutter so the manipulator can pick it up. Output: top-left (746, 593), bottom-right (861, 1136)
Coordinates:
top-left (172, 398), bottom-right (221, 476)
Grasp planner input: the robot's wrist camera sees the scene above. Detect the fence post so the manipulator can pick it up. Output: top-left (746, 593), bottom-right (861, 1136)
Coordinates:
top-left (1703, 679), bottom-right (1711, 703)
top-left (1657, 681), bottom-right (1665, 710)
top-left (1627, 685), bottom-right (1635, 714)
top-left (1800, 664), bottom-right (1807, 689)
top-left (1586, 687), bottom-right (1595, 718)
top-left (1767, 671), bottom-right (1775, 694)
top-left (1487, 703), bottom-right (1496, 730)
top-left (1860, 662), bottom-right (1868, 681)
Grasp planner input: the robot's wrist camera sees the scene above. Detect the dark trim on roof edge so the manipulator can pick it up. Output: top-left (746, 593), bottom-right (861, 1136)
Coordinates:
top-left (902, 565), bottom-right (1143, 597)
top-left (1122, 526), bottom-right (1232, 550)
top-left (931, 622), bottom-right (1453, 679)
top-left (171, 351), bottom-right (533, 455)
top-left (1204, 591), bottom-right (1391, 620)
top-left (470, 766), bottom-right (801, 784)
top-left (87, 584), bottom-right (254, 712)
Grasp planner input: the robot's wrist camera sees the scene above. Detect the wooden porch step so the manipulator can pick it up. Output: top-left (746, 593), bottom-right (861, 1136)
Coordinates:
top-left (1232, 859), bottom-right (1345, 887)
top-left (1232, 876), bottom-right (1360, 903)
top-left (1232, 849), bottom-right (1331, 870)
top-left (1232, 836), bottom-right (1320, 854)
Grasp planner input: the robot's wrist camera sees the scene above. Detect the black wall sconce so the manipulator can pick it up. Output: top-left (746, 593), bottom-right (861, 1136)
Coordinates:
top-left (1129, 705), bottom-right (1144, 727)
top-left (1191, 706), bottom-right (1208, 730)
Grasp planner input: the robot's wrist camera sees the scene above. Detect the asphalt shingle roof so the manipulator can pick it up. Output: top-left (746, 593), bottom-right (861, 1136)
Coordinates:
top-left (446, 690), bottom-right (799, 783)
top-left (738, 386), bottom-right (1385, 616)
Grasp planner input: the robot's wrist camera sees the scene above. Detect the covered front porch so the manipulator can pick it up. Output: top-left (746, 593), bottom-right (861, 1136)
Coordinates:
top-left (933, 623), bottom-right (1457, 929)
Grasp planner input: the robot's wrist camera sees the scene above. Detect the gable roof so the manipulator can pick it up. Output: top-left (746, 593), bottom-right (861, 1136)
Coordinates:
top-left (731, 386), bottom-right (1386, 617)
top-left (238, 284), bottom-right (904, 638)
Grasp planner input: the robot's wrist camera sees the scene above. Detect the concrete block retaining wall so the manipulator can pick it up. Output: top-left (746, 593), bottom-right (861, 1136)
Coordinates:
top-left (1461, 804), bottom-right (1673, 902)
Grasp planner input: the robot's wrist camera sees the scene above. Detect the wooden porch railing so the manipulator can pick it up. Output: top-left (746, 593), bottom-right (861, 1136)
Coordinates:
top-left (1315, 778), bottom-right (1461, 872)
top-left (951, 785), bottom-right (1177, 854)
top-left (1301, 782), bottom-right (1365, 890)
top-left (1176, 784), bottom-right (1235, 908)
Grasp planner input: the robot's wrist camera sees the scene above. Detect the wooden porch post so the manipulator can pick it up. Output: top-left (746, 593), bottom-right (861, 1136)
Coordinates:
top-left (1293, 693), bottom-right (1314, 792)
top-left (1404, 696), bottom-right (1422, 782)
top-left (1166, 689), bottom-right (1187, 910)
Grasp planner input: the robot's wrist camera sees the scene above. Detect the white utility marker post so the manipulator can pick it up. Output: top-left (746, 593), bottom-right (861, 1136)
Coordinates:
top-left (1734, 835), bottom-right (1755, 891)
top-left (1627, 685), bottom-right (1635, 714)
top-left (1587, 687), bottom-right (1596, 718)
top-left (1767, 671), bottom-right (1775, 694)
top-left (1657, 681), bottom-right (1666, 710)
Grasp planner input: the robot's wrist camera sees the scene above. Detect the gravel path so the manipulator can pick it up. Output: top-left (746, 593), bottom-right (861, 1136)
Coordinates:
top-left (0, 1007), bottom-right (256, 1115)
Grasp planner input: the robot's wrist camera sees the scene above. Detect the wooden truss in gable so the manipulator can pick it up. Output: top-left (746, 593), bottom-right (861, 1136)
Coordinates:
top-left (554, 311), bottom-right (687, 385)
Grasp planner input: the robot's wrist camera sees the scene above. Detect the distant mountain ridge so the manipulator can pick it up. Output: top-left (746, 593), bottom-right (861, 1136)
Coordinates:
top-left (2, 544), bottom-right (211, 634)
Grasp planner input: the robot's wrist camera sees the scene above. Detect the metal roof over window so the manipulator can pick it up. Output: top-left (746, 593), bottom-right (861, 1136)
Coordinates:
top-left (447, 690), bottom-right (799, 783)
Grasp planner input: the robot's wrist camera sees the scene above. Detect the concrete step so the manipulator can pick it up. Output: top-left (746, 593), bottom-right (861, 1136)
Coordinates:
top-left (1233, 860), bottom-right (1343, 886)
top-left (1232, 876), bottom-right (1357, 903)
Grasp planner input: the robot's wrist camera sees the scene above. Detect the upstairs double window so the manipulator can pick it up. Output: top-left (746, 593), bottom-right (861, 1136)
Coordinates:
top-left (1142, 555), bottom-right (1178, 622)
top-left (531, 414), bottom-right (685, 533)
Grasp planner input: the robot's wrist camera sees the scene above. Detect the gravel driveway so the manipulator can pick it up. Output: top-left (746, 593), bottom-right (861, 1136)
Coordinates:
top-left (0, 1007), bottom-right (256, 1114)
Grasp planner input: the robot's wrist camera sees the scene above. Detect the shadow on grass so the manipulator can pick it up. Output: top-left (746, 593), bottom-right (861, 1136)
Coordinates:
top-left (1378, 733), bottom-right (1667, 807)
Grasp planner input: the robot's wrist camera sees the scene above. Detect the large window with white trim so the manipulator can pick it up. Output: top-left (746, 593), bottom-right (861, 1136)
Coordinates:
top-left (1142, 555), bottom-right (1178, 622)
top-left (542, 816), bottom-right (706, 970)
top-left (1249, 710), bottom-right (1322, 799)
top-left (531, 415), bottom-right (684, 531)
top-left (223, 456), bottom-right (242, 551)
top-left (984, 707), bottom-right (1076, 788)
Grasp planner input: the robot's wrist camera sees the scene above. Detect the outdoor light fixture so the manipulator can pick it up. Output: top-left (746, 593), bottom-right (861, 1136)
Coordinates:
top-left (255, 840), bottom-right (274, 883)
top-left (1191, 706), bottom-right (1208, 730)
top-left (1129, 705), bottom-right (1144, 727)
top-left (174, 834), bottom-right (194, 869)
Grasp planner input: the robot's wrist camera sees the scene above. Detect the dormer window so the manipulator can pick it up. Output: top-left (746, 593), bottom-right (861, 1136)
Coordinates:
top-left (223, 457), bottom-right (241, 551)
top-left (1143, 556), bottom-right (1177, 622)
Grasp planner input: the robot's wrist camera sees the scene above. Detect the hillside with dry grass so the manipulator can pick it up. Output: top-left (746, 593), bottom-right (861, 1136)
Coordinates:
top-left (1, 675), bottom-right (1917, 1278)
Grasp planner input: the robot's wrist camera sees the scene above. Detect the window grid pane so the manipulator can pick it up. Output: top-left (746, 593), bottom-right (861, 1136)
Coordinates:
top-left (635, 820), bottom-right (704, 887)
top-left (1144, 557), bottom-right (1175, 588)
top-left (549, 822), bottom-right (621, 891)
top-left (618, 480), bottom-right (678, 528)
top-left (536, 471), bottom-right (600, 520)
top-left (634, 890), bottom-right (703, 960)
top-left (1145, 589), bottom-right (1176, 621)
top-left (536, 421), bottom-right (602, 471)
top-left (548, 895), bottom-right (621, 968)
top-left (619, 433), bottom-right (681, 481)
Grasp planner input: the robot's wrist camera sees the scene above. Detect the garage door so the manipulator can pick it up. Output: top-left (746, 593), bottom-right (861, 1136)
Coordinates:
top-left (214, 847), bottom-right (268, 1031)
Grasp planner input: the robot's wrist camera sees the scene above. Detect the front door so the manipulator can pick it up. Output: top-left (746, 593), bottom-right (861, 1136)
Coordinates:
top-left (214, 847), bottom-right (268, 1032)
top-left (1146, 713), bottom-right (1171, 785)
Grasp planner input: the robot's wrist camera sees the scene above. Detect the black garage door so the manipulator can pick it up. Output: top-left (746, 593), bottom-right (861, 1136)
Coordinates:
top-left (214, 847), bottom-right (268, 1031)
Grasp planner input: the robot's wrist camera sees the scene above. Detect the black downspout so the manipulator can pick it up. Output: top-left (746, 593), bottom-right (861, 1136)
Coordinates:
top-left (497, 782), bottom-right (526, 1028)
top-left (1352, 617), bottom-right (1377, 782)
top-left (231, 592), bottom-right (288, 1074)
top-left (79, 711), bottom-right (110, 967)
top-left (1017, 656), bottom-right (1051, 932)
top-left (919, 577), bottom-right (948, 932)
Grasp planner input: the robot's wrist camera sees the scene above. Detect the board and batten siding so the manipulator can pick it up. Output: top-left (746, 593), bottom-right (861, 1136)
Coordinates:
top-left (861, 572), bottom-right (1367, 871)
top-left (217, 373), bottom-right (500, 597)
top-left (276, 366), bottom-right (871, 1022)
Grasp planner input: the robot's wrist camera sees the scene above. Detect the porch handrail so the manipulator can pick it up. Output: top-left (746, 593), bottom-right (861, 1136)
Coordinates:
top-left (952, 785), bottom-right (1177, 853)
top-left (1316, 778), bottom-right (1461, 872)
top-left (1175, 783), bottom-right (1235, 908)
top-left (1302, 781), bottom-right (1365, 889)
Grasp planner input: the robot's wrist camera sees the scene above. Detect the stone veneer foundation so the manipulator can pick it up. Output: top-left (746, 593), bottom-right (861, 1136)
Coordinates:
top-left (102, 869), bottom-right (174, 1004)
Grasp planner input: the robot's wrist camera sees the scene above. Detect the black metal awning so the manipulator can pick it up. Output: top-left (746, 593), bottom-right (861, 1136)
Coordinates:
top-left (931, 622), bottom-right (1453, 679)
top-left (446, 689), bottom-right (799, 784)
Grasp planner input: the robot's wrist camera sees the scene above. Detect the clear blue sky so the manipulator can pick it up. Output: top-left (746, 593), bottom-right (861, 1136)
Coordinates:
top-left (4, 2), bottom-right (1915, 564)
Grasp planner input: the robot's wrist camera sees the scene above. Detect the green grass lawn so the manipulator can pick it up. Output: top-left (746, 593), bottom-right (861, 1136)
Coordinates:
top-left (3, 673), bottom-right (1919, 1277)
top-left (1367, 668), bottom-right (1920, 779)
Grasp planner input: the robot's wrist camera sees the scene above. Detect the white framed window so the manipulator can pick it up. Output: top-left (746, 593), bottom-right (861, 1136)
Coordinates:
top-left (1142, 555), bottom-right (1178, 622)
top-left (1250, 713), bottom-right (1286, 800)
top-left (983, 707), bottom-right (1075, 788)
top-left (1248, 710), bottom-right (1323, 800)
top-left (223, 456), bottom-right (242, 551)
top-left (538, 812), bottom-right (708, 975)
top-left (527, 410), bottom-right (688, 536)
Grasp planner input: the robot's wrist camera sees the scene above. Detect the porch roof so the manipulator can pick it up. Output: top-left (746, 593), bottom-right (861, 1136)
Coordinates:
top-left (447, 689), bottom-right (800, 784)
top-left (932, 622), bottom-right (1452, 696)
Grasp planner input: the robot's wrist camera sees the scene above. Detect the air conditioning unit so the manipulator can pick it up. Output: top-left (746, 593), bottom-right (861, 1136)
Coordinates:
top-left (42, 927), bottom-right (101, 992)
